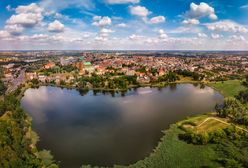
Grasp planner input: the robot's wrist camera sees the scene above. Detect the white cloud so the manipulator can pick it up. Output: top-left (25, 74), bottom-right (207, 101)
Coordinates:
top-left (170, 26), bottom-right (202, 34)
top-left (182, 18), bottom-right (199, 25)
top-left (230, 35), bottom-right (246, 41)
top-left (197, 33), bottom-right (208, 38)
top-left (116, 23), bottom-right (127, 28)
top-left (16, 3), bottom-right (43, 14)
top-left (129, 6), bottom-right (150, 17)
top-left (100, 28), bottom-right (114, 34)
top-left (186, 2), bottom-right (217, 20)
top-left (211, 33), bottom-right (222, 39)
top-left (95, 36), bottom-right (108, 42)
top-left (48, 20), bottom-right (65, 33)
top-left (209, 13), bottom-right (217, 20)
top-left (0, 31), bottom-right (10, 39)
top-left (7, 13), bottom-right (43, 28)
top-left (129, 6), bottom-right (166, 25)
top-left (95, 28), bottom-right (114, 42)
top-left (31, 34), bottom-right (50, 41)
top-left (6, 3), bottom-right (43, 32)
top-left (206, 20), bottom-right (248, 33)
top-left (158, 29), bottom-right (167, 39)
top-left (149, 16), bottom-right (165, 24)
top-left (4, 24), bottom-right (24, 35)
top-left (105, 0), bottom-right (139, 4)
top-left (129, 34), bottom-right (143, 40)
top-left (92, 16), bottom-right (112, 27)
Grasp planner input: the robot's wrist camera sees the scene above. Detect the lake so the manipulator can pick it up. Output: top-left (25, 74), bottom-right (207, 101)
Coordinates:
top-left (21, 84), bottom-right (223, 168)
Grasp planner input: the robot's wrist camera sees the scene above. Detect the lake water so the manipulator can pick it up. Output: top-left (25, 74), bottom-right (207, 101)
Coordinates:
top-left (21, 84), bottom-right (223, 168)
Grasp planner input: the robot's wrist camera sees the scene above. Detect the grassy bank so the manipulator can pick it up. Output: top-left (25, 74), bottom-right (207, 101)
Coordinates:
top-left (121, 124), bottom-right (219, 168)
top-left (208, 80), bottom-right (246, 97)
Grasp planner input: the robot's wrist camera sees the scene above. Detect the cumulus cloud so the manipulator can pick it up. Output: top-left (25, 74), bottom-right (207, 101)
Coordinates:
top-left (31, 34), bottom-right (50, 41)
top-left (129, 6), bottom-right (165, 25)
top-left (206, 20), bottom-right (248, 33)
top-left (92, 16), bottom-right (112, 27)
top-left (197, 33), bottom-right (208, 38)
top-left (94, 28), bottom-right (114, 42)
top-left (4, 24), bottom-right (24, 35)
top-left (4, 3), bottom-right (44, 36)
top-left (100, 28), bottom-right (114, 34)
top-left (7, 3), bottom-right (43, 28)
top-left (149, 16), bottom-right (166, 24)
top-left (7, 13), bottom-right (43, 28)
top-left (182, 18), bottom-right (199, 25)
top-left (105, 0), bottom-right (139, 4)
top-left (211, 33), bottom-right (222, 39)
top-left (158, 29), bottom-right (167, 39)
top-left (48, 20), bottom-right (65, 33)
top-left (129, 34), bottom-right (143, 40)
top-left (0, 31), bottom-right (10, 39)
top-left (185, 2), bottom-right (217, 20)
top-left (229, 35), bottom-right (246, 41)
top-left (116, 23), bottom-right (127, 28)
top-left (16, 3), bottom-right (43, 14)
top-left (129, 6), bottom-right (150, 17)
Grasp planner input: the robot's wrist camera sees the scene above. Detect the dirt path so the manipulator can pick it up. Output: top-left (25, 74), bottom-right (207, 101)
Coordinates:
top-left (197, 117), bottom-right (248, 133)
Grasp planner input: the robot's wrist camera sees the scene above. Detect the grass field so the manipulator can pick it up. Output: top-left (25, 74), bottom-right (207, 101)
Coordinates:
top-left (179, 114), bottom-right (229, 134)
top-left (113, 125), bottom-right (220, 168)
top-left (208, 80), bottom-right (246, 97)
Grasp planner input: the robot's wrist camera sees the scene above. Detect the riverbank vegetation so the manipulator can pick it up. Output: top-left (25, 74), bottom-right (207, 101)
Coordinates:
top-left (0, 89), bottom-right (58, 168)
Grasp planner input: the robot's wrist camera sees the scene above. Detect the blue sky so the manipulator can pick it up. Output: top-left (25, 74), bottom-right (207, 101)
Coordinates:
top-left (0, 0), bottom-right (248, 50)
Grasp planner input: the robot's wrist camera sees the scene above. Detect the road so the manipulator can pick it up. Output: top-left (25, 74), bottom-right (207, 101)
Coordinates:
top-left (6, 69), bottom-right (26, 94)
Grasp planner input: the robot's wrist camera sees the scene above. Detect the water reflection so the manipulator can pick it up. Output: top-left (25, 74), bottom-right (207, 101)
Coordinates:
top-left (21, 84), bottom-right (223, 168)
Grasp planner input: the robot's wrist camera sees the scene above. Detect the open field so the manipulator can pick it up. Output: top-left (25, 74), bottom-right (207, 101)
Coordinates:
top-left (208, 80), bottom-right (246, 97)
top-left (180, 114), bottom-right (248, 134)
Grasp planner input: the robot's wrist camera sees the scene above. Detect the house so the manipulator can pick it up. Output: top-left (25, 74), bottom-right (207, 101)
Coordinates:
top-left (26, 72), bottom-right (37, 80)
top-left (84, 62), bottom-right (95, 74)
top-left (126, 70), bottom-right (135, 76)
top-left (158, 69), bottom-right (166, 76)
top-left (95, 66), bottom-right (106, 75)
top-left (38, 75), bottom-right (47, 82)
top-left (44, 62), bottom-right (56, 69)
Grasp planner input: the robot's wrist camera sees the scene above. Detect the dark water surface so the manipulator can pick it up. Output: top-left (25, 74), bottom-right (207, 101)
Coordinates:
top-left (21, 84), bottom-right (223, 168)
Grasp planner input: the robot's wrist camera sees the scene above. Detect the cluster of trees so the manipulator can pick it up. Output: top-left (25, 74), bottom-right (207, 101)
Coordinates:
top-left (176, 69), bottom-right (205, 81)
top-left (41, 65), bottom-right (78, 76)
top-left (158, 71), bottom-right (179, 83)
top-left (0, 79), bottom-right (6, 95)
top-left (242, 75), bottom-right (248, 87)
top-left (0, 68), bottom-right (6, 95)
top-left (236, 90), bottom-right (248, 104)
top-left (215, 98), bottom-right (248, 126)
top-left (0, 91), bottom-right (58, 168)
top-left (179, 125), bottom-right (248, 145)
top-left (78, 74), bottom-right (138, 90)
top-left (179, 124), bottom-right (248, 167)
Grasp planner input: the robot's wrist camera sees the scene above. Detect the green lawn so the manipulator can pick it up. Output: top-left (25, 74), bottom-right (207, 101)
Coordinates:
top-left (113, 125), bottom-right (219, 168)
top-left (208, 80), bottom-right (246, 97)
